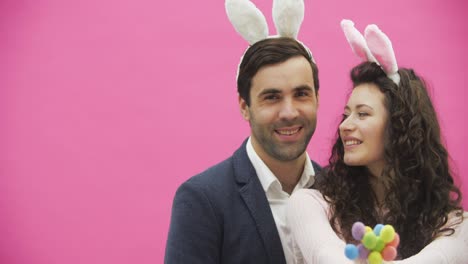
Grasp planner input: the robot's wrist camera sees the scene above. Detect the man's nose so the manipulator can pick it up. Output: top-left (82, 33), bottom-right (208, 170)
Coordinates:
top-left (278, 98), bottom-right (299, 120)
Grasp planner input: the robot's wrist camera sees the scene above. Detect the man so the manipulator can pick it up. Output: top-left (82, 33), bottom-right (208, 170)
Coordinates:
top-left (164, 37), bottom-right (321, 264)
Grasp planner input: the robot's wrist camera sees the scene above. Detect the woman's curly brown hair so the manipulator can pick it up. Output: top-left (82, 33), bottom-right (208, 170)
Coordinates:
top-left (317, 62), bottom-right (463, 258)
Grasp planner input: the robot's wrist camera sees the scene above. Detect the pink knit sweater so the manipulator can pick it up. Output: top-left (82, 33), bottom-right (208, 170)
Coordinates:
top-left (286, 189), bottom-right (468, 264)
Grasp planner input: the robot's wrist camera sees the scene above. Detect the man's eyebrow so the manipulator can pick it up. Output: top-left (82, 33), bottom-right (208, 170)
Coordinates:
top-left (293, 85), bottom-right (314, 92)
top-left (257, 85), bottom-right (314, 97)
top-left (258, 88), bottom-right (281, 97)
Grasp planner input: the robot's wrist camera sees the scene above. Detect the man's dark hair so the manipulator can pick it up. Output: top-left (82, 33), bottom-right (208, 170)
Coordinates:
top-left (237, 37), bottom-right (319, 105)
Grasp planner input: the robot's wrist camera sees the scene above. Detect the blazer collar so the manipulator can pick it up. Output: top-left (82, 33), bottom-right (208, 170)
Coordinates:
top-left (232, 139), bottom-right (286, 264)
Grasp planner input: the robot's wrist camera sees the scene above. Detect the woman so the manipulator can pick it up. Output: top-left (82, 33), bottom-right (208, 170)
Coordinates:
top-left (286, 21), bottom-right (467, 264)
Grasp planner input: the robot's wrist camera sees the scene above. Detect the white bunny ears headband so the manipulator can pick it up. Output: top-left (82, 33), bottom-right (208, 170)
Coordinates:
top-left (341, 19), bottom-right (400, 85)
top-left (225, 0), bottom-right (314, 60)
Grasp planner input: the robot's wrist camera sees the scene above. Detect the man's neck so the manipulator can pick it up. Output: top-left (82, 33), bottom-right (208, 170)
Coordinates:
top-left (261, 152), bottom-right (307, 194)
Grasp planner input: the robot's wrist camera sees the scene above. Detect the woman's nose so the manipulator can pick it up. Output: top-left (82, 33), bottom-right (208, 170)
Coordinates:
top-left (339, 115), bottom-right (355, 132)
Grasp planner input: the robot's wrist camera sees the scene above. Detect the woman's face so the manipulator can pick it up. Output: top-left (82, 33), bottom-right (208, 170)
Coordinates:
top-left (339, 83), bottom-right (389, 176)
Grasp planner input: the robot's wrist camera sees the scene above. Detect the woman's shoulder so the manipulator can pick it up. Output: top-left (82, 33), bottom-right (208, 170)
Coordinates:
top-left (289, 188), bottom-right (328, 209)
top-left (291, 188), bottom-right (322, 199)
top-left (445, 210), bottom-right (468, 226)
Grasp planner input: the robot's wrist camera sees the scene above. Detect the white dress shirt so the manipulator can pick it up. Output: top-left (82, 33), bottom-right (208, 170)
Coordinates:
top-left (246, 137), bottom-right (316, 264)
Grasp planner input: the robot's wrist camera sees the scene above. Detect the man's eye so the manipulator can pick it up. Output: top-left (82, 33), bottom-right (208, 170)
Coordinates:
top-left (264, 95), bottom-right (279, 100)
top-left (296, 91), bottom-right (309, 97)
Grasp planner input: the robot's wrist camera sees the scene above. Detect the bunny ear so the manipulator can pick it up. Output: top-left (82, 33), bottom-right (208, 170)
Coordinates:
top-left (225, 0), bottom-right (269, 45)
top-left (273, 0), bottom-right (304, 38)
top-left (364, 24), bottom-right (400, 84)
top-left (341, 19), bottom-right (376, 62)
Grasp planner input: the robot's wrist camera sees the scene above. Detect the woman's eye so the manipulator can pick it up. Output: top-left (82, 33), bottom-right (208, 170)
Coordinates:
top-left (358, 112), bottom-right (369, 117)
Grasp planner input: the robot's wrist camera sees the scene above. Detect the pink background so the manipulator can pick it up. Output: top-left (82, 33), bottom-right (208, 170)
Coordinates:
top-left (1, 0), bottom-right (466, 263)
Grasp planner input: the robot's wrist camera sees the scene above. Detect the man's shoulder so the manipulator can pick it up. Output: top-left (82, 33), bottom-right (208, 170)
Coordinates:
top-left (182, 140), bottom-right (251, 189)
top-left (172, 152), bottom-right (249, 211)
top-left (179, 154), bottom-right (236, 194)
top-left (187, 156), bottom-right (236, 186)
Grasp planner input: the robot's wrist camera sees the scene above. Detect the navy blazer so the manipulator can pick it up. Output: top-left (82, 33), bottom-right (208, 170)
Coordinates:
top-left (165, 140), bottom-right (321, 264)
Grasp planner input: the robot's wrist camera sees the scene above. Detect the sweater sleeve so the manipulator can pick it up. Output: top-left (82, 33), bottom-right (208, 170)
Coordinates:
top-left (288, 188), bottom-right (468, 264)
top-left (392, 212), bottom-right (468, 264)
top-left (287, 189), bottom-right (359, 264)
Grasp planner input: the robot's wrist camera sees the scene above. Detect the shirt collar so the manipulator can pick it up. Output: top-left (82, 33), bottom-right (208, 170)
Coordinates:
top-left (246, 137), bottom-right (315, 193)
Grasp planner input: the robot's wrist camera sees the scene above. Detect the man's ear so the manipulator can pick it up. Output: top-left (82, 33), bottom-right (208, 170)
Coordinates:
top-left (238, 95), bottom-right (250, 121)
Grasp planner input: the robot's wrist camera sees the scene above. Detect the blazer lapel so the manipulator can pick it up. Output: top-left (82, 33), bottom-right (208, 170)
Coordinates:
top-left (232, 140), bottom-right (286, 264)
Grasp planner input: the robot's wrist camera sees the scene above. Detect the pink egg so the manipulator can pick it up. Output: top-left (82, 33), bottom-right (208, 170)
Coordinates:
top-left (382, 246), bottom-right (397, 261)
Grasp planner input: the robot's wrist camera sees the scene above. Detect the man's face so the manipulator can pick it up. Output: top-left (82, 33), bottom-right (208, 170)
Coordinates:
top-left (239, 56), bottom-right (319, 163)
